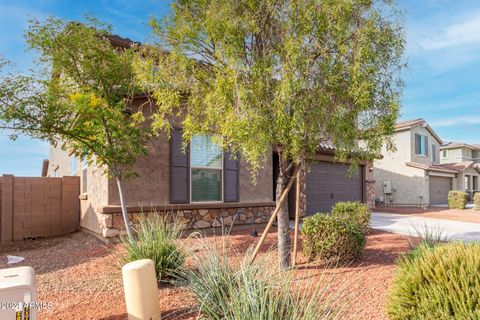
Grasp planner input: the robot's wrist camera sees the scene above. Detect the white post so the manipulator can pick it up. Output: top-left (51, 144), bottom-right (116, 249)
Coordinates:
top-left (122, 259), bottom-right (161, 320)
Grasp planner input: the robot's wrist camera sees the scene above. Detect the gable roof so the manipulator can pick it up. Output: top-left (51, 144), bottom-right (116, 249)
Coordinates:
top-left (440, 141), bottom-right (480, 150)
top-left (406, 161), bottom-right (480, 174)
top-left (395, 118), bottom-right (443, 144)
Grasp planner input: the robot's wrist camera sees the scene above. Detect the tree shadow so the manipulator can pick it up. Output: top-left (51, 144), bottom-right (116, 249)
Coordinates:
top-left (0, 231), bottom-right (115, 275)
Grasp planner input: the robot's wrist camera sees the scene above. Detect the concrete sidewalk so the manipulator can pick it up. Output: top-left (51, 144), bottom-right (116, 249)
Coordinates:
top-left (371, 212), bottom-right (480, 242)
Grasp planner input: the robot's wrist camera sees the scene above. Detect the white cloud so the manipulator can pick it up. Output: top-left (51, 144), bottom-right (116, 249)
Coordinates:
top-left (420, 13), bottom-right (480, 50)
top-left (430, 116), bottom-right (480, 127)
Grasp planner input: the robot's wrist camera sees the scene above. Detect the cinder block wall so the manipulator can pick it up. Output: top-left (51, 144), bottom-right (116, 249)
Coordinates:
top-left (0, 175), bottom-right (80, 242)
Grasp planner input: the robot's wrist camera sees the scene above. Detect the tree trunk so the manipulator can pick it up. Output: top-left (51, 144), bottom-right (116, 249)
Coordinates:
top-left (276, 166), bottom-right (291, 270)
top-left (115, 176), bottom-right (134, 241)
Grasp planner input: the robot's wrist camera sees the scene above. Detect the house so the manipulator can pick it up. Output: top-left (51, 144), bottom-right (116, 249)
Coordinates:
top-left (45, 35), bottom-right (375, 238)
top-left (374, 118), bottom-right (459, 206)
top-left (439, 142), bottom-right (480, 200)
top-left (46, 97), bottom-right (375, 238)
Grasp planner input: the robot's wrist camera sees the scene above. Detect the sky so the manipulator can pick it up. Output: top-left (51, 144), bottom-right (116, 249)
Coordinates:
top-left (0, 0), bottom-right (480, 176)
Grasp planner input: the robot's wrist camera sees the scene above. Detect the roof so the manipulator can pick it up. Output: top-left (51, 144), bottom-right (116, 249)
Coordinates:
top-left (394, 118), bottom-right (443, 145)
top-left (395, 118), bottom-right (425, 130)
top-left (440, 141), bottom-right (480, 150)
top-left (406, 162), bottom-right (458, 174)
top-left (405, 161), bottom-right (480, 174)
top-left (104, 34), bottom-right (140, 48)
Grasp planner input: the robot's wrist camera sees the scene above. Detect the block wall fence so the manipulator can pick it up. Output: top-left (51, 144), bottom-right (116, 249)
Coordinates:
top-left (0, 175), bottom-right (80, 242)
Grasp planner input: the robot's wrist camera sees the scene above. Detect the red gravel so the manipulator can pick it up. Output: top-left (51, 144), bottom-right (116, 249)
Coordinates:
top-left (0, 228), bottom-right (413, 319)
top-left (377, 206), bottom-right (480, 224)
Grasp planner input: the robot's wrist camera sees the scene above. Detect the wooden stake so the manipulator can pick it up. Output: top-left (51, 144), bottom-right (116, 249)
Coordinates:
top-left (250, 165), bottom-right (300, 264)
top-left (292, 164), bottom-right (302, 267)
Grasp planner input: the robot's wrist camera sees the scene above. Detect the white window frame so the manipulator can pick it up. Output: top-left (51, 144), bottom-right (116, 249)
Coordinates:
top-left (189, 135), bottom-right (224, 203)
top-left (82, 158), bottom-right (88, 193)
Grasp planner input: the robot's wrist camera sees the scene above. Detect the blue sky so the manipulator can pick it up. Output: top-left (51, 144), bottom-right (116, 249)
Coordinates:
top-left (1, 0), bottom-right (480, 175)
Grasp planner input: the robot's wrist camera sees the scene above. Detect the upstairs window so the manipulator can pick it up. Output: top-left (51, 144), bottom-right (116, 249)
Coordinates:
top-left (82, 158), bottom-right (88, 193)
top-left (442, 149), bottom-right (448, 158)
top-left (190, 135), bottom-right (222, 202)
top-left (415, 134), bottom-right (429, 157)
top-left (432, 145), bottom-right (437, 162)
top-left (69, 155), bottom-right (77, 175)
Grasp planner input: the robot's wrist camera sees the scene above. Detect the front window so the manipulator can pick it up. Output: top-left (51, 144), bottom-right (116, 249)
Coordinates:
top-left (190, 135), bottom-right (223, 202)
top-left (442, 149), bottom-right (447, 158)
top-left (432, 145), bottom-right (437, 162)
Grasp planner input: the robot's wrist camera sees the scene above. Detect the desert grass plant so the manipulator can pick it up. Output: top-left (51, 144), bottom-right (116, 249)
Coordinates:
top-left (121, 213), bottom-right (186, 282)
top-left (387, 242), bottom-right (480, 320)
top-left (182, 234), bottom-right (352, 320)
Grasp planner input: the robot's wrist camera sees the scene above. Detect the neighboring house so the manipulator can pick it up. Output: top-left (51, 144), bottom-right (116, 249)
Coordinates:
top-left (374, 118), bottom-right (460, 206)
top-left (440, 142), bottom-right (480, 200)
top-left (46, 97), bottom-right (375, 237)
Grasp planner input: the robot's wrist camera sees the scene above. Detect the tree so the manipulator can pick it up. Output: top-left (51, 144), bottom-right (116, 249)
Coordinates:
top-left (136, 0), bottom-right (405, 269)
top-left (0, 17), bottom-right (152, 240)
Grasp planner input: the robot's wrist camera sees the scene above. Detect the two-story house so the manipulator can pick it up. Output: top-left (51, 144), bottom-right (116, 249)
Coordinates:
top-left (439, 142), bottom-right (480, 200)
top-left (43, 35), bottom-right (375, 238)
top-left (374, 118), bottom-right (461, 206)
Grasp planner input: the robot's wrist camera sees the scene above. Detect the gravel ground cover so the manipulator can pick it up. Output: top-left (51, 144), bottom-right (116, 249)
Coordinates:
top-left (0, 228), bottom-right (412, 319)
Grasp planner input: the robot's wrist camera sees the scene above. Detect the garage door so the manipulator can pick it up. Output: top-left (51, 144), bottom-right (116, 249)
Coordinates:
top-left (305, 162), bottom-right (363, 215)
top-left (429, 176), bottom-right (451, 205)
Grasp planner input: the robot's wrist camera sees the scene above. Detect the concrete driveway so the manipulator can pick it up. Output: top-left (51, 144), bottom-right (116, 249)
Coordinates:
top-left (371, 212), bottom-right (480, 242)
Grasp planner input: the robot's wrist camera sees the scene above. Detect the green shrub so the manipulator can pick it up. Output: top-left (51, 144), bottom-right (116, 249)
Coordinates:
top-left (184, 239), bottom-right (350, 320)
top-left (331, 201), bottom-right (371, 233)
top-left (474, 192), bottom-right (480, 210)
top-left (387, 242), bottom-right (480, 320)
top-left (448, 191), bottom-right (468, 209)
top-left (121, 214), bottom-right (185, 281)
top-left (302, 204), bottom-right (370, 263)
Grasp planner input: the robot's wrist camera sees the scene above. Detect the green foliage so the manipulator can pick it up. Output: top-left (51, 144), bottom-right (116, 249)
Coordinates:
top-left (331, 201), bottom-right (371, 234)
top-left (183, 238), bottom-right (350, 320)
top-left (387, 242), bottom-right (480, 320)
top-left (474, 192), bottom-right (480, 210)
top-left (0, 16), bottom-right (151, 179)
top-left (302, 202), bottom-right (371, 263)
top-left (136, 0), bottom-right (405, 173)
top-left (121, 214), bottom-right (185, 281)
top-left (448, 191), bottom-right (468, 209)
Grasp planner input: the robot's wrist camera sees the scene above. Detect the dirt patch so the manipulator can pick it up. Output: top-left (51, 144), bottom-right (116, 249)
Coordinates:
top-left (0, 228), bottom-right (412, 319)
top-left (377, 206), bottom-right (480, 224)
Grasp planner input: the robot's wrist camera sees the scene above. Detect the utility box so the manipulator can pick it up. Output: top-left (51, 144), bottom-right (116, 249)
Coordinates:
top-left (0, 266), bottom-right (37, 320)
top-left (383, 180), bottom-right (392, 194)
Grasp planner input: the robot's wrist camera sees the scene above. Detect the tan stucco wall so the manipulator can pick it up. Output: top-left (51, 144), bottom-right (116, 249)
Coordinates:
top-left (47, 143), bottom-right (71, 177)
top-left (374, 130), bottom-right (430, 205)
top-left (80, 165), bottom-right (109, 234)
top-left (107, 133), bottom-right (273, 207)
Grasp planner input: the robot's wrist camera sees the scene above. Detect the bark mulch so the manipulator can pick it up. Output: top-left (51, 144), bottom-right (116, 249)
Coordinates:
top-left (0, 228), bottom-right (412, 320)
top-left (377, 206), bottom-right (480, 224)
